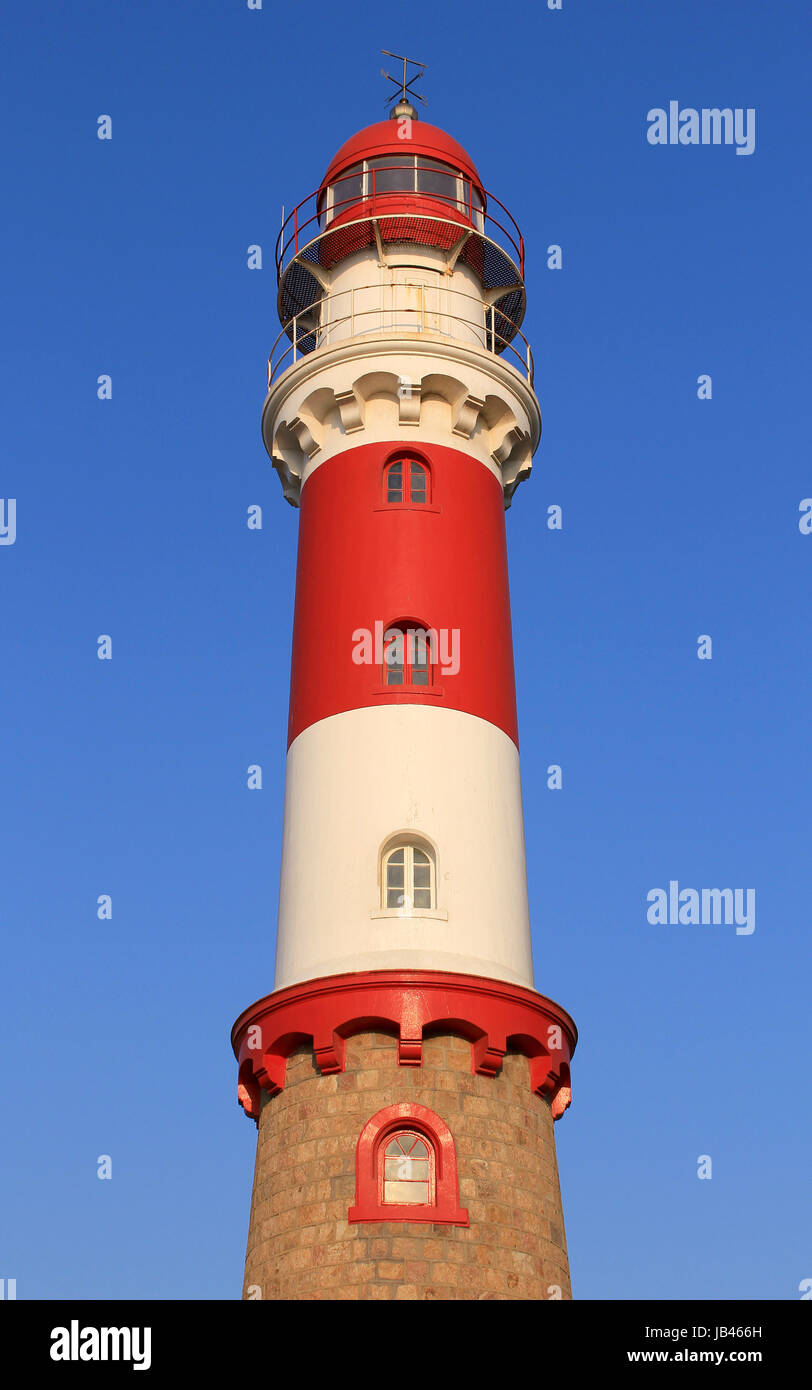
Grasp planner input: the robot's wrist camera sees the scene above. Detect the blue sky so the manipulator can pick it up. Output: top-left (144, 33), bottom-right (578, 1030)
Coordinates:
top-left (1, 0), bottom-right (809, 1299)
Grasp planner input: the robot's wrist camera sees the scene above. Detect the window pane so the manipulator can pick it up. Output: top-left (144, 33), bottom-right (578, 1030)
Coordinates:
top-left (409, 463), bottom-right (427, 503)
top-left (413, 888), bottom-right (432, 909)
top-left (384, 631), bottom-right (403, 663)
top-left (385, 1158), bottom-right (430, 1181)
top-left (384, 629), bottom-right (404, 684)
top-left (387, 867), bottom-right (404, 890)
top-left (368, 155), bottom-right (415, 195)
top-left (417, 160), bottom-right (459, 206)
top-left (411, 644), bottom-right (431, 683)
top-left (412, 849), bottom-right (429, 865)
top-left (331, 164), bottom-right (363, 211)
top-left (387, 888), bottom-right (405, 907)
top-left (388, 848), bottom-right (404, 865)
top-left (386, 1132), bottom-right (427, 1157)
top-left (413, 864), bottom-right (430, 888)
top-left (384, 1179), bottom-right (430, 1205)
top-left (388, 461), bottom-right (406, 502)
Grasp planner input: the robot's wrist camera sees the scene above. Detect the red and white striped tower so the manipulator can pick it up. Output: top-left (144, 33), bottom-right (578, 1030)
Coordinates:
top-left (233, 95), bottom-right (577, 1301)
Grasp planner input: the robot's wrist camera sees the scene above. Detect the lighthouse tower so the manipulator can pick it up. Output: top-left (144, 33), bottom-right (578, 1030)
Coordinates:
top-left (232, 90), bottom-right (577, 1302)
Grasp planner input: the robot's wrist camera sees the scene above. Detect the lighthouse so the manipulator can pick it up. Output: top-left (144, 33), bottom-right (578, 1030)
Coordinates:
top-left (232, 78), bottom-right (577, 1301)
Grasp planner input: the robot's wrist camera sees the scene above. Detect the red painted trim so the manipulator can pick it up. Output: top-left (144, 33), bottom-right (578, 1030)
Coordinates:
top-left (231, 969), bottom-right (575, 1124)
top-left (367, 684), bottom-right (445, 700)
top-left (320, 120), bottom-right (482, 191)
top-left (348, 1102), bottom-right (468, 1226)
top-left (287, 441), bottom-right (519, 747)
top-left (325, 194), bottom-right (473, 239)
top-left (371, 503), bottom-right (441, 515)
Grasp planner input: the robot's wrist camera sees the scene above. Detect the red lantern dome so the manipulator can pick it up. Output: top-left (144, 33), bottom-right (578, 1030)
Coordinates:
top-left (320, 119), bottom-right (483, 192)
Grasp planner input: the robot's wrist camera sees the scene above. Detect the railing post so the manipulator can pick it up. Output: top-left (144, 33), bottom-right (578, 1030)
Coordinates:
top-left (292, 315), bottom-right (297, 364)
top-left (490, 305), bottom-right (495, 354)
top-left (293, 205), bottom-right (298, 256)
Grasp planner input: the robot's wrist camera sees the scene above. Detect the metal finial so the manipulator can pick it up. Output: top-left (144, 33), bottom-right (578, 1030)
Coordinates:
top-left (380, 50), bottom-right (427, 117)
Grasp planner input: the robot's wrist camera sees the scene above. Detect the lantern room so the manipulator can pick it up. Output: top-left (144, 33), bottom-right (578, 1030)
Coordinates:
top-left (271, 109), bottom-right (532, 385)
top-left (315, 117), bottom-right (487, 245)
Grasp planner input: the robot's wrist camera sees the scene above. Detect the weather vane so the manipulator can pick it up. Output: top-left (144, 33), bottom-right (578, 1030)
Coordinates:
top-left (380, 50), bottom-right (427, 112)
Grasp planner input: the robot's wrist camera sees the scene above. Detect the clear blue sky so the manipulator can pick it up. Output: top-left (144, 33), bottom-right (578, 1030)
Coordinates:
top-left (1, 0), bottom-right (809, 1300)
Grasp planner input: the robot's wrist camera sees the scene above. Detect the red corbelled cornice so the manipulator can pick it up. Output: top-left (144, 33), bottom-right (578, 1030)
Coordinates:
top-left (232, 969), bottom-right (576, 1124)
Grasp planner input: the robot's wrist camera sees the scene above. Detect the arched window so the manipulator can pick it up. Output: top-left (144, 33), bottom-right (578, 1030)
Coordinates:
top-left (349, 1103), bottom-right (468, 1225)
top-left (382, 623), bottom-right (433, 686)
top-left (384, 457), bottom-right (430, 505)
top-left (382, 841), bottom-right (435, 911)
top-left (382, 1132), bottom-right (433, 1205)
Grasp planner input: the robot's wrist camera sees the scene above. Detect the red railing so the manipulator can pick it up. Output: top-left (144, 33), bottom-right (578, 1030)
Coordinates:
top-left (276, 162), bottom-right (525, 281)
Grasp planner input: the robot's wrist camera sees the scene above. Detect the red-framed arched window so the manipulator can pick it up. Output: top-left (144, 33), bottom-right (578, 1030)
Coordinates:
top-left (383, 456), bottom-right (431, 506)
top-left (382, 1131), bottom-right (434, 1205)
top-left (382, 622), bottom-right (434, 687)
top-left (348, 1102), bottom-right (468, 1225)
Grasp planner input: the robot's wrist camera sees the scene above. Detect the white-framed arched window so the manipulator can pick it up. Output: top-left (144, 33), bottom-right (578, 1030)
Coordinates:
top-left (381, 840), bottom-right (436, 911)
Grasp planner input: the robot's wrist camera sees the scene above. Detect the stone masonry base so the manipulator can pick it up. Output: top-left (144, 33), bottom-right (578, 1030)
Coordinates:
top-left (242, 1030), bottom-right (572, 1301)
